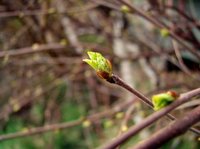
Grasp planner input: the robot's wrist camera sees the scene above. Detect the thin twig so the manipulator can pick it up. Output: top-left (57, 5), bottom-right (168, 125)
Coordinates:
top-left (112, 74), bottom-right (153, 107)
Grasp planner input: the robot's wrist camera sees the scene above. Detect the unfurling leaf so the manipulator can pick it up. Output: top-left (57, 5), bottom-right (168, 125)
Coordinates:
top-left (83, 51), bottom-right (112, 80)
top-left (152, 91), bottom-right (179, 111)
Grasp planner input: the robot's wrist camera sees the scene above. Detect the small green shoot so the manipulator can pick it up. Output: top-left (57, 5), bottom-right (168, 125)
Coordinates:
top-left (152, 91), bottom-right (178, 111)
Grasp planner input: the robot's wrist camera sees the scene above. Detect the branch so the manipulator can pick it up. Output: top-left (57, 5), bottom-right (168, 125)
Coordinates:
top-left (100, 87), bottom-right (200, 149)
top-left (112, 74), bottom-right (153, 107)
top-left (131, 105), bottom-right (200, 149)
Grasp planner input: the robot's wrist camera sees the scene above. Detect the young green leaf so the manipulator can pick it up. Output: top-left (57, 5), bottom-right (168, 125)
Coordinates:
top-left (83, 51), bottom-right (112, 80)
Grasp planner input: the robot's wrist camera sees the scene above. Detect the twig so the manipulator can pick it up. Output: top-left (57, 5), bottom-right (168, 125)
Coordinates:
top-left (131, 105), bottom-right (200, 149)
top-left (100, 87), bottom-right (200, 149)
top-left (112, 74), bottom-right (153, 107)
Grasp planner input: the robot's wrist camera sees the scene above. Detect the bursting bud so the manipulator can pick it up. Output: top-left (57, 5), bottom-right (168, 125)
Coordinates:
top-left (83, 51), bottom-right (113, 81)
top-left (152, 91), bottom-right (179, 111)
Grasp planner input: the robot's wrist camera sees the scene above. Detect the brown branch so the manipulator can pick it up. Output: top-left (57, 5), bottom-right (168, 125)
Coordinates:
top-left (118, 0), bottom-right (200, 59)
top-left (100, 87), bottom-right (200, 149)
top-left (131, 105), bottom-right (200, 149)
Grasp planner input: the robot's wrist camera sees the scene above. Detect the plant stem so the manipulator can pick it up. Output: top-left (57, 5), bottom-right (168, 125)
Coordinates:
top-left (112, 74), bottom-right (153, 107)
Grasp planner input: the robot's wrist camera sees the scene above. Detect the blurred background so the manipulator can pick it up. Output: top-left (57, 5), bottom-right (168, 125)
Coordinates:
top-left (0, 0), bottom-right (200, 148)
